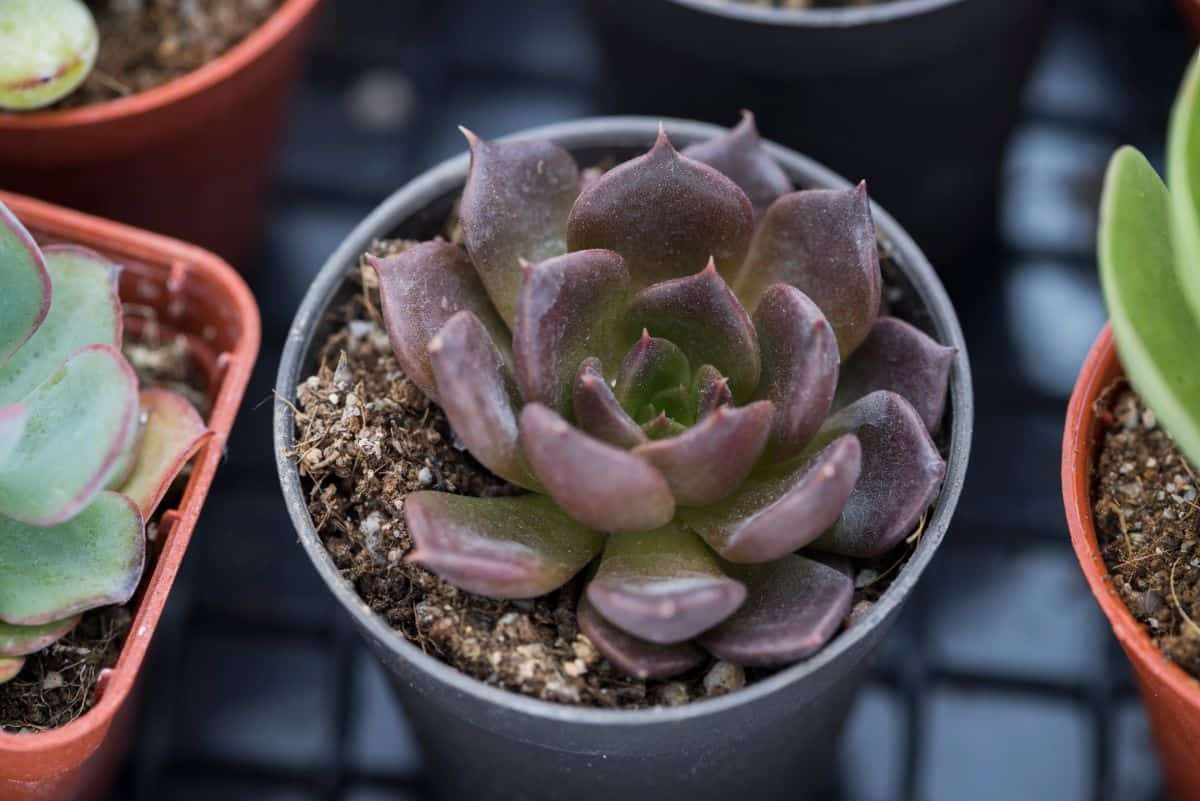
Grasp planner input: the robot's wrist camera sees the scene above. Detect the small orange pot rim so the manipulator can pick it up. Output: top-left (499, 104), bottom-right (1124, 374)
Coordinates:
top-left (1063, 323), bottom-right (1200, 710)
top-left (0, 0), bottom-right (321, 131)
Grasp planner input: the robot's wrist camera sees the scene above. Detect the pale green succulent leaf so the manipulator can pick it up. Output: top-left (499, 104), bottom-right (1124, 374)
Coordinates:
top-left (0, 657), bottom-right (22, 684)
top-left (0, 0), bottom-right (98, 111)
top-left (1168, 49), bottom-right (1200, 326)
top-left (0, 615), bottom-right (80, 657)
top-left (0, 202), bottom-right (50, 367)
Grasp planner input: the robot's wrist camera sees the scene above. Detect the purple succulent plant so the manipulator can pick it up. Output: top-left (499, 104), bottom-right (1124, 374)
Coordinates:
top-left (370, 113), bottom-right (954, 680)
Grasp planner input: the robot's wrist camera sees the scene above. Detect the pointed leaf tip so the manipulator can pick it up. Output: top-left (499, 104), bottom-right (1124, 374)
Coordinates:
top-left (683, 112), bottom-right (793, 222)
top-left (577, 594), bottom-right (705, 680)
top-left (573, 358), bottom-right (646, 448)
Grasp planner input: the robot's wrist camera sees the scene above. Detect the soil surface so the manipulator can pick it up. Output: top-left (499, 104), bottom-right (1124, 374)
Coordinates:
top-left (1095, 385), bottom-right (1200, 678)
top-left (51, 0), bottom-right (282, 110)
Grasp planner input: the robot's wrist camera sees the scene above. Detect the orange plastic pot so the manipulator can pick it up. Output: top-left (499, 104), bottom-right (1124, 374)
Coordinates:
top-left (0, 193), bottom-right (261, 801)
top-left (1064, 325), bottom-right (1200, 801)
top-left (0, 0), bottom-right (322, 264)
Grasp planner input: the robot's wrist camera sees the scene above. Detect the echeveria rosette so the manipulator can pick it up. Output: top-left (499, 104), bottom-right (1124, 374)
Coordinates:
top-left (373, 116), bottom-right (954, 681)
top-left (0, 202), bottom-right (210, 683)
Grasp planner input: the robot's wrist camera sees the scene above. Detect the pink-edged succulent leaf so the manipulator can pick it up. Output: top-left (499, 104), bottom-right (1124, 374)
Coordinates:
top-left (811, 391), bottom-right (945, 558)
top-left (586, 523), bottom-right (746, 644)
top-left (576, 593), bottom-right (705, 680)
top-left (0, 202), bottom-right (50, 368)
top-left (459, 132), bottom-right (581, 324)
top-left (680, 434), bottom-right (861, 563)
top-left (0, 657), bottom-right (21, 684)
top-left (0, 345), bottom-right (138, 525)
top-left (405, 492), bottom-right (604, 599)
top-left (834, 316), bottom-right (955, 435)
top-left (573, 358), bottom-right (646, 448)
top-left (0, 245), bottom-right (121, 406)
top-left (698, 554), bottom-right (853, 666)
top-left (567, 128), bottom-right (755, 290)
top-left (0, 404), bottom-right (28, 468)
top-left (0, 491), bottom-right (143, 625)
top-left (519, 403), bottom-right (675, 533)
top-left (117, 388), bottom-right (211, 518)
top-left (614, 333), bottom-right (691, 419)
top-left (513, 249), bottom-right (630, 416)
top-left (369, 241), bottom-right (509, 405)
top-left (633, 400), bottom-right (774, 507)
top-left (753, 283), bottom-right (839, 463)
top-left (682, 111), bottom-right (793, 222)
top-left (692, 365), bottom-right (732, 419)
top-left (431, 312), bottom-right (540, 490)
top-left (0, 615), bottom-right (80, 657)
top-left (641, 412), bottom-right (687, 440)
top-left (738, 183), bottom-right (881, 358)
top-left (627, 260), bottom-right (760, 402)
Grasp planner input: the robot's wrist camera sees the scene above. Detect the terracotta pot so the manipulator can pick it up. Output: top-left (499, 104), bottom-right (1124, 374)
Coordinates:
top-left (1063, 325), bottom-right (1200, 801)
top-left (0, 0), bottom-right (322, 264)
top-left (0, 192), bottom-right (261, 801)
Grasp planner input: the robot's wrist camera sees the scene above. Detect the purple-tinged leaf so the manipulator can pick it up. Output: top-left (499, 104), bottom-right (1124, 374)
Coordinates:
top-left (834, 316), bottom-right (955, 434)
top-left (513, 249), bottom-right (630, 416)
top-left (812, 391), bottom-right (945, 558)
top-left (586, 523), bottom-right (746, 644)
top-left (692, 365), bottom-right (732, 419)
top-left (369, 241), bottom-right (509, 405)
top-left (520, 404), bottom-right (675, 532)
top-left (680, 434), bottom-right (861, 563)
top-left (0, 202), bottom-right (50, 368)
top-left (683, 111), bottom-right (793, 222)
top-left (738, 183), bottom-right (881, 358)
top-left (0, 615), bottom-right (79, 657)
top-left (573, 358), bottom-right (646, 449)
top-left (633, 401), bottom-right (774, 507)
top-left (117, 389), bottom-right (211, 518)
top-left (641, 412), bottom-right (687, 440)
top-left (0, 657), bottom-right (21, 684)
top-left (567, 128), bottom-right (755, 289)
top-left (577, 594), bottom-right (705, 680)
top-left (0, 404), bottom-right (27, 468)
top-left (753, 283), bottom-right (838, 463)
top-left (698, 555), bottom-right (852, 666)
top-left (615, 332), bottom-right (691, 419)
top-left (459, 131), bottom-right (581, 324)
top-left (627, 260), bottom-right (760, 401)
top-left (405, 492), bottom-right (604, 599)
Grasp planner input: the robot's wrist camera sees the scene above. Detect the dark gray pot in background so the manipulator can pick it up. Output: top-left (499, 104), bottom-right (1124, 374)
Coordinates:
top-left (584, 0), bottom-right (1052, 268)
top-left (275, 117), bottom-right (973, 801)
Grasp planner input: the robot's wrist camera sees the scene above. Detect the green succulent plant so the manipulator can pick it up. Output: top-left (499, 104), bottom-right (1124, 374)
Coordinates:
top-left (0, 0), bottom-right (98, 111)
top-left (370, 114), bottom-right (954, 679)
top-left (0, 201), bottom-right (209, 684)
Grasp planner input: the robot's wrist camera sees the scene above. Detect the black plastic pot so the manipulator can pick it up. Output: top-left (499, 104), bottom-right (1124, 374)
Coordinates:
top-left (585, 0), bottom-right (1052, 268)
top-left (275, 117), bottom-right (973, 801)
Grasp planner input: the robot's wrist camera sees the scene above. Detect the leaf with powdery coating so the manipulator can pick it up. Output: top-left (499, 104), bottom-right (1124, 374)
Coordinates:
top-left (698, 555), bottom-right (852, 666)
top-left (576, 594), bottom-right (704, 680)
top-left (117, 389), bottom-right (211, 518)
top-left (634, 401), bottom-right (774, 507)
top-left (370, 241), bottom-right (509, 405)
top-left (0, 404), bottom-right (28, 468)
top-left (573, 358), bottom-right (646, 449)
top-left (683, 111), bottom-right (793, 222)
top-left (459, 131), bottom-right (580, 325)
top-left (627, 260), bottom-right (760, 402)
top-left (567, 128), bottom-right (754, 290)
top-left (834, 317), bottom-right (955, 435)
top-left (0, 615), bottom-right (79, 657)
top-left (811, 392), bottom-right (944, 559)
top-left (692, 365), bottom-right (732, 419)
top-left (681, 434), bottom-right (861, 563)
top-left (405, 492), bottom-right (605, 599)
top-left (519, 404), bottom-right (675, 533)
top-left (615, 333), bottom-right (691, 420)
top-left (513, 249), bottom-right (630, 417)
top-left (0, 657), bottom-right (21, 684)
top-left (0, 203), bottom-right (50, 368)
top-left (431, 312), bottom-right (540, 490)
top-left (737, 183), bottom-right (881, 358)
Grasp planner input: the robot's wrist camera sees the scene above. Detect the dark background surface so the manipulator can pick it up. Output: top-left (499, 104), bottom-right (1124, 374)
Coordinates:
top-left (104, 0), bottom-right (1195, 798)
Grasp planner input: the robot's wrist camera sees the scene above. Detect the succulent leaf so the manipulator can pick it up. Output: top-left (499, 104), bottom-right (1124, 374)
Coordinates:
top-left (513, 249), bottom-right (630, 416)
top-left (586, 523), bottom-right (746, 644)
top-left (692, 365), bottom-right (733, 420)
top-left (834, 316), bottom-right (955, 435)
top-left (519, 404), bottom-right (675, 533)
top-left (0, 203), bottom-right (50, 367)
top-left (117, 389), bottom-right (211, 518)
top-left (0, 345), bottom-right (138, 525)
top-left (0, 657), bottom-right (21, 684)
top-left (627, 260), bottom-right (761, 402)
top-left (615, 333), bottom-right (691, 419)
top-left (0, 0), bottom-right (98, 111)
top-left (576, 594), bottom-right (705, 680)
top-left (633, 401), bottom-right (774, 507)
top-left (1168, 50), bottom-right (1200, 326)
top-left (370, 241), bottom-right (510, 405)
top-left (572, 358), bottom-right (646, 448)
top-left (753, 283), bottom-right (839, 463)
top-left (460, 132), bottom-right (581, 325)
top-left (405, 492), bottom-right (605, 599)
top-left (641, 412), bottom-right (688, 440)
top-left (698, 555), bottom-right (853, 666)
top-left (0, 491), bottom-right (143, 625)
top-left (0, 615), bottom-right (80, 657)
top-left (681, 434), bottom-right (861, 563)
top-left (683, 111), bottom-right (793, 222)
top-left (738, 183), bottom-right (881, 357)
top-left (567, 128), bottom-right (755, 289)
top-left (0, 404), bottom-right (29, 468)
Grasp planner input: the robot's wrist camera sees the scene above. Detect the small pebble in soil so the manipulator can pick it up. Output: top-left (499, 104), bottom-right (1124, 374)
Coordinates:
top-left (703, 662), bottom-right (746, 696)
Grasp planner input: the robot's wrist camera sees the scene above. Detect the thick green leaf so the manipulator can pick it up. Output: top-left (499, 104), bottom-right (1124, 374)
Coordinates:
top-left (0, 202), bottom-right (49, 367)
top-left (614, 333), bottom-right (691, 421)
top-left (0, 615), bottom-right (79, 657)
top-left (117, 389), bottom-right (210, 518)
top-left (0, 404), bottom-right (28, 468)
top-left (0, 0), bottom-right (97, 110)
top-left (1168, 50), bottom-right (1200, 326)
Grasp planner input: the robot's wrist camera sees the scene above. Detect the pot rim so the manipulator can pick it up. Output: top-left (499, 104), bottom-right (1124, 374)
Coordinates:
top-left (664, 0), bottom-right (963, 27)
top-left (0, 0), bottom-right (321, 130)
top-left (274, 115), bottom-right (973, 726)
top-left (1062, 324), bottom-right (1200, 709)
